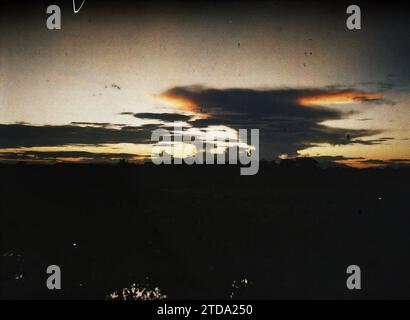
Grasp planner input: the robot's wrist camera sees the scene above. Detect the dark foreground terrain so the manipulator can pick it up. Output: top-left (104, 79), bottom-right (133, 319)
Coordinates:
top-left (1, 161), bottom-right (410, 299)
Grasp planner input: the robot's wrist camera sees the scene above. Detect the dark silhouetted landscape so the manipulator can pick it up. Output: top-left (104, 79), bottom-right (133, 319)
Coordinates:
top-left (1, 161), bottom-right (410, 299)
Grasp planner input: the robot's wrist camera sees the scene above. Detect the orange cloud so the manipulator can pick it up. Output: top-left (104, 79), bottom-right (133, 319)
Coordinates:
top-left (153, 93), bottom-right (199, 112)
top-left (298, 91), bottom-right (383, 106)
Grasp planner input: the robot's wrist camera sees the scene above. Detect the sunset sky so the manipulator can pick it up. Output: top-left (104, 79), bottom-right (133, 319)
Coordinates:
top-left (1, 0), bottom-right (409, 167)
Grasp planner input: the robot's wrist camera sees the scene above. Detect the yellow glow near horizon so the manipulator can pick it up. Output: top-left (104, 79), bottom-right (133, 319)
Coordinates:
top-left (0, 144), bottom-right (153, 161)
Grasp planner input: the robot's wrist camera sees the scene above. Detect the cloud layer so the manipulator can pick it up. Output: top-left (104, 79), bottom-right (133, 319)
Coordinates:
top-left (0, 86), bottom-right (392, 163)
top-left (160, 86), bottom-right (384, 158)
